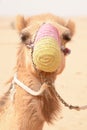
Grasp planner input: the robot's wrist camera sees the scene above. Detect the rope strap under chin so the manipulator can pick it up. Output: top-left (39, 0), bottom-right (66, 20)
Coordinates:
top-left (12, 74), bottom-right (87, 111)
top-left (12, 74), bottom-right (50, 96)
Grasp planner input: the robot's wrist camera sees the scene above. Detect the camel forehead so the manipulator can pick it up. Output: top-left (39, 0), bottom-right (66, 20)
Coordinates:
top-left (25, 14), bottom-right (61, 31)
top-left (27, 13), bottom-right (59, 25)
top-left (22, 14), bottom-right (69, 40)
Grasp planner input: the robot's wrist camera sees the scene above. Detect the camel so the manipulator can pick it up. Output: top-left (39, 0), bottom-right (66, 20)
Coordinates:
top-left (0, 13), bottom-right (75, 130)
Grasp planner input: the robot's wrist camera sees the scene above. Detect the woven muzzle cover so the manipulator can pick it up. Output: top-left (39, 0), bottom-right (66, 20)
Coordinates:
top-left (33, 23), bottom-right (62, 72)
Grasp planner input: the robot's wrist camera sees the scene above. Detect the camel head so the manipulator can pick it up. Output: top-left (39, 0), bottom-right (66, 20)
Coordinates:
top-left (15, 13), bottom-right (75, 77)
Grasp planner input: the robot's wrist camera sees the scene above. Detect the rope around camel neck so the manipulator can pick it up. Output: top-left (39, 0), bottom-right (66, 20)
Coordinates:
top-left (56, 90), bottom-right (87, 111)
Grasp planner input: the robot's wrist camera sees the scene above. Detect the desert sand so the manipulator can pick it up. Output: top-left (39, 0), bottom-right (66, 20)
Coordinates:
top-left (0, 16), bottom-right (87, 130)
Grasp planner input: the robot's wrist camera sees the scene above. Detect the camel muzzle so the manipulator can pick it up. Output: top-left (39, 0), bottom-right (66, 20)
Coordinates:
top-left (32, 23), bottom-right (62, 72)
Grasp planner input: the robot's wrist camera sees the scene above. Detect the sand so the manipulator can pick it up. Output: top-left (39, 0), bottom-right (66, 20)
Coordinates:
top-left (0, 16), bottom-right (87, 130)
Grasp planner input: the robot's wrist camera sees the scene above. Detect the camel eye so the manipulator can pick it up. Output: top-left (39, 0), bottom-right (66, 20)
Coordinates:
top-left (20, 33), bottom-right (29, 42)
top-left (62, 31), bottom-right (71, 41)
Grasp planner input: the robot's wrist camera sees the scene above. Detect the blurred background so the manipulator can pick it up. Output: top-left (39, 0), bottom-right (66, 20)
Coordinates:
top-left (0, 0), bottom-right (87, 16)
top-left (0, 0), bottom-right (87, 130)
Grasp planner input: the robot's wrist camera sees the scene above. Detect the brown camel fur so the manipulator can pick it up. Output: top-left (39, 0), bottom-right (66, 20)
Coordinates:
top-left (0, 13), bottom-right (75, 130)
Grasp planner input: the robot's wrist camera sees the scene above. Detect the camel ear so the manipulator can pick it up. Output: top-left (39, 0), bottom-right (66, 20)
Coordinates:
top-left (65, 19), bottom-right (75, 36)
top-left (15, 15), bottom-right (26, 32)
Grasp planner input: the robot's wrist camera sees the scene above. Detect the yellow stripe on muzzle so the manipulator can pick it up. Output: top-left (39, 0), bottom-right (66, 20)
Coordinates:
top-left (33, 37), bottom-right (62, 72)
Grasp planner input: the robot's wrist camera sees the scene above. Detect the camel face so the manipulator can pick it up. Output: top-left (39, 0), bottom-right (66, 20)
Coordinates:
top-left (16, 13), bottom-right (75, 74)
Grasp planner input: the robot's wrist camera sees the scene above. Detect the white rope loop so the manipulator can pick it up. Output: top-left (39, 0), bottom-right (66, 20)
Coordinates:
top-left (13, 74), bottom-right (50, 96)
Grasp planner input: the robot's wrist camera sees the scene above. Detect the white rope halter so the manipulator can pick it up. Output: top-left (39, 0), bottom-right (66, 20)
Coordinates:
top-left (11, 74), bottom-right (87, 111)
top-left (12, 73), bottom-right (50, 96)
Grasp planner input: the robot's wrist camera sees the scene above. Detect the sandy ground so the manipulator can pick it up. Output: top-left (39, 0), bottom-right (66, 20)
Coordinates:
top-left (0, 16), bottom-right (87, 130)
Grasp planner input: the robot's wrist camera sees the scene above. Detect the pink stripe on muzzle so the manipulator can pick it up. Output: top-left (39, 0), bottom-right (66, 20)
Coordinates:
top-left (35, 23), bottom-right (60, 45)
